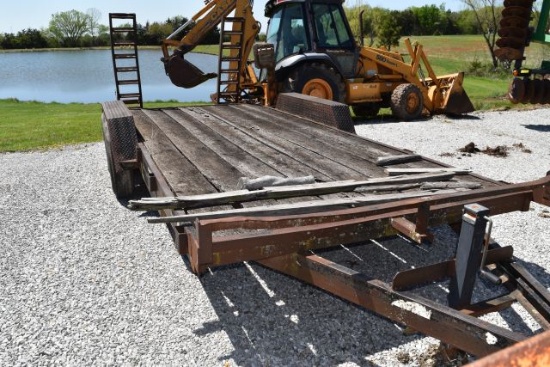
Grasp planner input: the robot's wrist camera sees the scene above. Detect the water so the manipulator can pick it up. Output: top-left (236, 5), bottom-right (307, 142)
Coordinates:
top-left (0, 49), bottom-right (218, 103)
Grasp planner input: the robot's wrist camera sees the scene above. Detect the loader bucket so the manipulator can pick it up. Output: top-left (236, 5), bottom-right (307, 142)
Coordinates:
top-left (441, 72), bottom-right (475, 115)
top-left (164, 53), bottom-right (217, 89)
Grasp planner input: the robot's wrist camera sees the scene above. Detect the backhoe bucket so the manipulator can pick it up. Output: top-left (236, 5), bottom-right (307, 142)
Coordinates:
top-left (164, 54), bottom-right (217, 89)
top-left (441, 72), bottom-right (475, 115)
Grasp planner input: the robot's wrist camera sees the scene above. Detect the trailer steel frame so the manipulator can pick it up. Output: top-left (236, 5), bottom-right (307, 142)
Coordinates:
top-left (137, 135), bottom-right (550, 357)
top-left (102, 100), bottom-right (550, 360)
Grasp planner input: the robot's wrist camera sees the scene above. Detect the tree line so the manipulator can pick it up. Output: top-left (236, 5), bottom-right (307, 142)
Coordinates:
top-left (0, 3), bottom-right (531, 54)
top-left (0, 9), bottom-right (220, 50)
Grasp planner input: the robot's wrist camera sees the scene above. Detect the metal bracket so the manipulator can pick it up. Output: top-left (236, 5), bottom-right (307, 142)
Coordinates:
top-left (448, 203), bottom-right (490, 309)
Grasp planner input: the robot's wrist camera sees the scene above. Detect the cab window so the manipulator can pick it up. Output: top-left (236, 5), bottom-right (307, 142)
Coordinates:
top-left (312, 3), bottom-right (353, 49)
top-left (266, 3), bottom-right (310, 62)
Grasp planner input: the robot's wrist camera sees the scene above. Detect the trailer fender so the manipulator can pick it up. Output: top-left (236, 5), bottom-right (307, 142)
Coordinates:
top-left (101, 101), bottom-right (139, 199)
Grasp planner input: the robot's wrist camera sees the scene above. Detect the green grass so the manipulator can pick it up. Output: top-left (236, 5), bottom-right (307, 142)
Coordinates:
top-left (0, 99), bottom-right (102, 153)
top-left (394, 35), bottom-right (550, 111)
top-left (0, 99), bottom-right (209, 153)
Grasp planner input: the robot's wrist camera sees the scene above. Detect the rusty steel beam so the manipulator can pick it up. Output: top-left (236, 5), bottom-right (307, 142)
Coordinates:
top-left (183, 176), bottom-right (550, 271)
top-left (257, 252), bottom-right (525, 357)
top-left (467, 329), bottom-right (550, 367)
top-left (391, 246), bottom-right (513, 291)
top-left (499, 260), bottom-right (550, 331)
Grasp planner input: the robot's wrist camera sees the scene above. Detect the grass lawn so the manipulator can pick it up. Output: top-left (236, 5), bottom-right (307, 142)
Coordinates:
top-left (0, 99), bottom-right (208, 153)
top-left (0, 99), bottom-right (102, 153)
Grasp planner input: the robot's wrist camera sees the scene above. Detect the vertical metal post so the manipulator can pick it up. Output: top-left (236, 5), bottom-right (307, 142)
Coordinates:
top-left (448, 204), bottom-right (490, 309)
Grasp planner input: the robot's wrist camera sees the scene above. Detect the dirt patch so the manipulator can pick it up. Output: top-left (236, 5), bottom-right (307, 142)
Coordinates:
top-left (459, 142), bottom-right (533, 157)
top-left (396, 350), bottom-right (411, 364)
top-left (482, 145), bottom-right (509, 157)
top-left (417, 344), bottom-right (469, 367)
top-left (459, 142), bottom-right (480, 154)
top-left (458, 142), bottom-right (508, 157)
top-left (513, 142), bottom-right (532, 153)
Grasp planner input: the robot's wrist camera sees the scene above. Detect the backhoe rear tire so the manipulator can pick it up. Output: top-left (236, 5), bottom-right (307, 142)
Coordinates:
top-left (390, 83), bottom-right (424, 121)
top-left (286, 63), bottom-right (346, 103)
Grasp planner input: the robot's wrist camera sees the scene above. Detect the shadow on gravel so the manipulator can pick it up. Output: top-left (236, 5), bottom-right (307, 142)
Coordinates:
top-left (523, 124), bottom-right (550, 132)
top-left (196, 260), bottom-right (397, 366)
top-left (352, 113), bottom-right (478, 126)
top-left (189, 225), bottom-right (550, 366)
top-left (443, 113), bottom-right (480, 121)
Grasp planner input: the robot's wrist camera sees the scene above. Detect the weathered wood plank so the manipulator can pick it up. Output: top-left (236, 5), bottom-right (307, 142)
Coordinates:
top-left (132, 110), bottom-right (218, 196)
top-left (148, 189), bottom-right (459, 224)
top-left (385, 168), bottom-right (472, 176)
top-left (160, 108), bottom-right (284, 180)
top-left (199, 106), bottom-right (375, 180)
top-left (221, 104), bottom-right (419, 168)
top-left (376, 154), bottom-right (422, 166)
top-left (141, 109), bottom-right (245, 192)
top-left (223, 106), bottom-right (495, 189)
top-left (194, 106), bottom-right (369, 180)
top-left (128, 172), bottom-right (456, 211)
top-left (421, 182), bottom-right (483, 190)
top-left (224, 105), bottom-right (392, 161)
top-left (172, 107), bottom-right (332, 181)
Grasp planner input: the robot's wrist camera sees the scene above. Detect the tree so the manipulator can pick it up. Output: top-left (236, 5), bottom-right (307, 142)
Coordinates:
top-left (376, 11), bottom-right (401, 50)
top-left (48, 10), bottom-right (89, 47)
top-left (86, 8), bottom-right (102, 45)
top-left (461, 0), bottom-right (502, 68)
top-left (396, 9), bottom-right (417, 36)
top-left (0, 33), bottom-right (17, 49)
top-left (344, 0), bottom-right (370, 45)
top-left (411, 5), bottom-right (442, 35)
top-left (145, 22), bottom-right (174, 44)
top-left (16, 28), bottom-right (48, 49)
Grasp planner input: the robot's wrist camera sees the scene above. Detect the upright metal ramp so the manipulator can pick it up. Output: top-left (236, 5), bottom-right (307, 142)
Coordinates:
top-left (108, 13), bottom-right (143, 108)
top-left (216, 16), bottom-right (245, 104)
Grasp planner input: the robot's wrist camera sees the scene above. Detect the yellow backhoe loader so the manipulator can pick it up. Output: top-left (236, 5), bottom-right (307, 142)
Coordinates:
top-left (162, 0), bottom-right (474, 120)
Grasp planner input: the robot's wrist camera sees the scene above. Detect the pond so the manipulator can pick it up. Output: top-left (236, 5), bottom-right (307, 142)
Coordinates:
top-left (0, 49), bottom-right (218, 103)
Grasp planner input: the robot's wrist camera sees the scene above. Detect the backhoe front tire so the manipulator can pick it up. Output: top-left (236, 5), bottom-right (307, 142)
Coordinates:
top-left (286, 63), bottom-right (346, 103)
top-left (390, 83), bottom-right (424, 121)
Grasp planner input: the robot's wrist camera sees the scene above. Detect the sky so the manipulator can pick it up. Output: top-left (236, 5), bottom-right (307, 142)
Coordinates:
top-left (0, 1), bottom-right (466, 34)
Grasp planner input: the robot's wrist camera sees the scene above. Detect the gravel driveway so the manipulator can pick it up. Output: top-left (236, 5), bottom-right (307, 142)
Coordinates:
top-left (1, 107), bottom-right (549, 366)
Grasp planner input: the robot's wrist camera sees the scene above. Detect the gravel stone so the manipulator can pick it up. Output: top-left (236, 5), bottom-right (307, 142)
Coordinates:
top-left (1, 107), bottom-right (549, 366)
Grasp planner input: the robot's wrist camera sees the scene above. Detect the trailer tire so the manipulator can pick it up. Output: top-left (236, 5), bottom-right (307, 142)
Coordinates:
top-left (390, 83), bottom-right (424, 121)
top-left (352, 103), bottom-right (381, 118)
top-left (102, 116), bottom-right (136, 199)
top-left (286, 62), bottom-right (346, 103)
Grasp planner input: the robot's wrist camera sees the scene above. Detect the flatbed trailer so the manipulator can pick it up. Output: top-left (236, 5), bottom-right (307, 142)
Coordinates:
top-left (102, 94), bottom-right (550, 361)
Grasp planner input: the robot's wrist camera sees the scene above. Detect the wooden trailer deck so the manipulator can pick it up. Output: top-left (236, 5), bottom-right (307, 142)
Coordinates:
top-left (131, 103), bottom-right (499, 211)
top-left (101, 97), bottom-right (550, 358)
